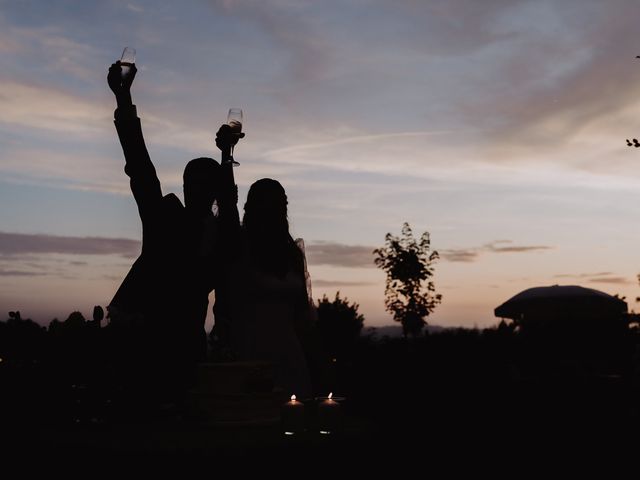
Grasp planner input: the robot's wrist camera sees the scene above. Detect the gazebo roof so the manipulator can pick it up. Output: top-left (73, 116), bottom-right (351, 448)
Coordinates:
top-left (494, 285), bottom-right (627, 320)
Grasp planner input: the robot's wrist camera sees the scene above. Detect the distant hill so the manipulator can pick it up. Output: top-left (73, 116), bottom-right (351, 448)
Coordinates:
top-left (362, 325), bottom-right (448, 338)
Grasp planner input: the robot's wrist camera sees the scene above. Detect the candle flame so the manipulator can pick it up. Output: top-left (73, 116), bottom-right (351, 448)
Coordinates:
top-left (291, 395), bottom-right (296, 401)
top-left (328, 392), bottom-right (333, 399)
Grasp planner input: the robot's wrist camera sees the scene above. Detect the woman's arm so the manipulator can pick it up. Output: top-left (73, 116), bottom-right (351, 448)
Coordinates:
top-left (215, 125), bottom-right (243, 250)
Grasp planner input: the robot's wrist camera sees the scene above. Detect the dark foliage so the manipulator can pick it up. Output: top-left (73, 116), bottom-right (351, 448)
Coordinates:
top-left (316, 292), bottom-right (364, 361)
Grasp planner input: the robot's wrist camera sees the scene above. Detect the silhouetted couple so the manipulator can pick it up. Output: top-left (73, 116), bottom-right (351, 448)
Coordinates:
top-left (106, 60), bottom-right (316, 411)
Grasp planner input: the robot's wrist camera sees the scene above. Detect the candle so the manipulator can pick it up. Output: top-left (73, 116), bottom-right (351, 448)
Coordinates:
top-left (317, 393), bottom-right (343, 434)
top-left (281, 394), bottom-right (305, 435)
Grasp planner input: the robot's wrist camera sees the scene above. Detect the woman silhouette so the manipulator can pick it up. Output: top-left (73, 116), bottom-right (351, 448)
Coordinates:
top-left (225, 178), bottom-right (314, 398)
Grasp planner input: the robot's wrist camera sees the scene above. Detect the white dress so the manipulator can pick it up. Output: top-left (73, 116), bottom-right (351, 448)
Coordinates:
top-left (230, 246), bottom-right (313, 399)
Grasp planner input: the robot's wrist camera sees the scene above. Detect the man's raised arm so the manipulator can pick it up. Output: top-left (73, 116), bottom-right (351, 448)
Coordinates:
top-left (108, 61), bottom-right (162, 219)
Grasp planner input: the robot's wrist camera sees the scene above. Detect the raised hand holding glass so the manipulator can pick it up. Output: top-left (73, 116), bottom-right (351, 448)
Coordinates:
top-left (226, 108), bottom-right (243, 167)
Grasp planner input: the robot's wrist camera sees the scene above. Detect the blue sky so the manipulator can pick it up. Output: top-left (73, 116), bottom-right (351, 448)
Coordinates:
top-left (2, 0), bottom-right (640, 329)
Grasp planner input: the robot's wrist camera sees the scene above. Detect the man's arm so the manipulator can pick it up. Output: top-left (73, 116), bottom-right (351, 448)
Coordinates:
top-left (108, 62), bottom-right (162, 220)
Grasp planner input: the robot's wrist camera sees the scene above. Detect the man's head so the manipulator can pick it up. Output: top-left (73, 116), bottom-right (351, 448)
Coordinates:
top-left (183, 157), bottom-right (220, 214)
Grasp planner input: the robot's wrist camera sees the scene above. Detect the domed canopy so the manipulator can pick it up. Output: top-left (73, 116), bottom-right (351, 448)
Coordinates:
top-left (494, 285), bottom-right (627, 321)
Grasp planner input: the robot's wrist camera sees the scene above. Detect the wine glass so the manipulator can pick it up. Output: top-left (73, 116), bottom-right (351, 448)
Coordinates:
top-left (226, 108), bottom-right (243, 167)
top-left (120, 47), bottom-right (136, 79)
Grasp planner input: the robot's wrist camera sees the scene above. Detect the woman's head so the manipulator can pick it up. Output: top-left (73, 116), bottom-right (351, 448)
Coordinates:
top-left (243, 178), bottom-right (301, 277)
top-left (243, 178), bottom-right (288, 234)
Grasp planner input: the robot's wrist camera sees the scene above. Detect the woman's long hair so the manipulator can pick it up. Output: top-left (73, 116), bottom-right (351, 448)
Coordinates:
top-left (242, 178), bottom-right (303, 278)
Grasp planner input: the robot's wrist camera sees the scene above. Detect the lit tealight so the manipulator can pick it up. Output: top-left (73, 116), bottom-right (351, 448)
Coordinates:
top-left (281, 393), bottom-right (306, 435)
top-left (317, 392), bottom-right (343, 434)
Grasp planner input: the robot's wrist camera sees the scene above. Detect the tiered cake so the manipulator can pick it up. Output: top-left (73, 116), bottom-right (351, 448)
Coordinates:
top-left (188, 361), bottom-right (283, 426)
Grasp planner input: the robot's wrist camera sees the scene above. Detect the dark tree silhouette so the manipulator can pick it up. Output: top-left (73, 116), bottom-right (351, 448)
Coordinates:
top-left (64, 311), bottom-right (86, 327)
top-left (316, 292), bottom-right (364, 360)
top-left (0, 311), bottom-right (46, 362)
top-left (373, 222), bottom-right (442, 337)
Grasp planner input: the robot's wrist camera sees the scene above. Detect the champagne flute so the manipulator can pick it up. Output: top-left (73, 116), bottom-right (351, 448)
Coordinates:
top-left (226, 108), bottom-right (243, 167)
top-left (120, 47), bottom-right (136, 79)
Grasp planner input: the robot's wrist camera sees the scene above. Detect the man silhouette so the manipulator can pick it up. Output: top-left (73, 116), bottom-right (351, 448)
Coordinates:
top-left (106, 60), bottom-right (241, 405)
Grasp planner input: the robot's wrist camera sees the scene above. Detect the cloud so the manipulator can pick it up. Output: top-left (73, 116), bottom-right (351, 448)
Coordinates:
top-left (4, 1), bottom-right (638, 200)
top-left (0, 34), bottom-right (20, 53)
top-left (312, 279), bottom-right (375, 287)
top-left (372, 0), bottom-right (524, 56)
top-left (462, 1), bottom-right (640, 156)
top-left (439, 249), bottom-right (480, 263)
top-left (0, 268), bottom-right (40, 277)
top-left (0, 232), bottom-right (140, 258)
top-left (210, 0), bottom-right (331, 84)
top-left (485, 240), bottom-right (553, 254)
top-left (441, 240), bottom-right (553, 263)
top-left (266, 131), bottom-right (450, 157)
top-left (257, 126), bottom-right (475, 185)
top-left (553, 272), bottom-right (632, 285)
top-left (305, 242), bottom-right (375, 268)
top-left (0, 81), bottom-right (109, 136)
top-left (101, 274), bottom-right (124, 281)
top-left (127, 3), bottom-right (144, 13)
top-left (554, 272), bottom-right (614, 279)
top-left (588, 276), bottom-right (631, 285)
top-left (0, 18), bottom-right (100, 82)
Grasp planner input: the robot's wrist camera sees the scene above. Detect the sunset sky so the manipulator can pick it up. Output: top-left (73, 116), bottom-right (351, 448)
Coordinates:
top-left (2, 0), bottom-right (640, 330)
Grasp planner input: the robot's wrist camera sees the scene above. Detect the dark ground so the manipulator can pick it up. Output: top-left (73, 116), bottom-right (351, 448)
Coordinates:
top-left (2, 322), bottom-right (640, 468)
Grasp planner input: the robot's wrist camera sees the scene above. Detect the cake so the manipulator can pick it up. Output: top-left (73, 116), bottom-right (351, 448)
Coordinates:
top-left (187, 361), bottom-right (284, 426)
